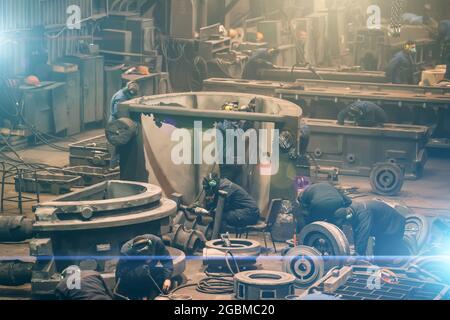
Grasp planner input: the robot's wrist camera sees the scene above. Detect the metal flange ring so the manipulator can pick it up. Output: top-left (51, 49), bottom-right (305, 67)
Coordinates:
top-left (234, 270), bottom-right (296, 300)
top-left (299, 222), bottom-right (350, 270)
top-left (282, 245), bottom-right (325, 288)
top-left (205, 239), bottom-right (261, 256)
top-left (404, 215), bottom-right (431, 251)
top-left (370, 163), bottom-right (404, 196)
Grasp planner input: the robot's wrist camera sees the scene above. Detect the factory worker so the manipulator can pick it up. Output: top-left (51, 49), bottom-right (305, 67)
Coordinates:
top-left (55, 268), bottom-right (113, 300)
top-left (337, 101), bottom-right (388, 127)
top-left (385, 41), bottom-right (417, 84)
top-left (242, 48), bottom-right (280, 80)
top-left (115, 234), bottom-right (174, 300)
top-left (195, 173), bottom-right (260, 229)
top-left (333, 200), bottom-right (407, 259)
top-left (297, 182), bottom-right (352, 226)
top-left (109, 81), bottom-right (140, 122)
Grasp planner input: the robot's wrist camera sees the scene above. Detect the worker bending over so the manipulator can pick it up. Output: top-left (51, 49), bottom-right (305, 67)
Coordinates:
top-left (385, 41), bottom-right (417, 84)
top-left (297, 182), bottom-right (352, 225)
top-left (337, 101), bottom-right (388, 127)
top-left (195, 173), bottom-right (260, 229)
top-left (115, 234), bottom-right (173, 300)
top-left (333, 200), bottom-right (407, 259)
top-left (55, 268), bottom-right (113, 300)
top-left (242, 48), bottom-right (279, 80)
top-left (109, 81), bottom-right (140, 121)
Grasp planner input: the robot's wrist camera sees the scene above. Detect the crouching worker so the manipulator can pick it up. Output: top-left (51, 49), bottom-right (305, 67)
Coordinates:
top-left (55, 267), bottom-right (113, 300)
top-left (337, 101), bottom-right (388, 127)
top-left (195, 173), bottom-right (260, 230)
top-left (115, 234), bottom-right (174, 300)
top-left (297, 182), bottom-right (352, 228)
top-left (333, 200), bottom-right (407, 262)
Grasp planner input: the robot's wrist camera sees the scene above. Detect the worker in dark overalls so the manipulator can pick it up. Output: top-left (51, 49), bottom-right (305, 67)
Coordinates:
top-left (115, 234), bottom-right (173, 300)
top-left (297, 182), bottom-right (352, 226)
top-left (242, 48), bottom-right (279, 80)
top-left (107, 81), bottom-right (140, 169)
top-left (216, 100), bottom-right (256, 185)
top-left (55, 268), bottom-right (113, 300)
top-left (385, 41), bottom-right (417, 84)
top-left (333, 200), bottom-right (407, 258)
top-left (195, 173), bottom-right (260, 229)
top-left (337, 101), bottom-right (388, 127)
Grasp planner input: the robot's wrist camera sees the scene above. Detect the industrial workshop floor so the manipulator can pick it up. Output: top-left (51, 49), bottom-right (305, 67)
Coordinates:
top-left (1, 129), bottom-right (450, 300)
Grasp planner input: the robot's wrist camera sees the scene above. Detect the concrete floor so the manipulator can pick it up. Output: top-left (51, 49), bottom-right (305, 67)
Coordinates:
top-left (0, 129), bottom-right (449, 300)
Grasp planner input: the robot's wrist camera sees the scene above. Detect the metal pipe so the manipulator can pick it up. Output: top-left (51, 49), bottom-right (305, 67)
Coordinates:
top-left (211, 191), bottom-right (227, 240)
top-left (0, 216), bottom-right (34, 242)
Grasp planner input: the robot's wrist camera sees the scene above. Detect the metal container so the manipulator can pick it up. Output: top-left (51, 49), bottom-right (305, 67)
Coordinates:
top-left (61, 166), bottom-right (120, 186)
top-left (304, 119), bottom-right (430, 180)
top-left (15, 173), bottom-right (81, 195)
top-left (30, 180), bottom-right (177, 298)
top-left (69, 135), bottom-right (112, 168)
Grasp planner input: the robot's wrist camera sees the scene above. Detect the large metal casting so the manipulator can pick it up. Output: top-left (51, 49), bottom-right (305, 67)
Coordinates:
top-left (304, 119), bottom-right (429, 180)
top-left (30, 180), bottom-right (177, 298)
top-left (203, 238), bottom-right (261, 268)
top-left (203, 78), bottom-right (450, 145)
top-left (115, 92), bottom-right (303, 209)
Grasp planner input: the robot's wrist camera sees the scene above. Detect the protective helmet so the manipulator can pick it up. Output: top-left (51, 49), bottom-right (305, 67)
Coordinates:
top-left (25, 75), bottom-right (41, 87)
top-left (221, 101), bottom-right (239, 112)
top-left (203, 173), bottom-right (220, 196)
top-left (131, 235), bottom-right (154, 255)
top-left (348, 104), bottom-right (364, 118)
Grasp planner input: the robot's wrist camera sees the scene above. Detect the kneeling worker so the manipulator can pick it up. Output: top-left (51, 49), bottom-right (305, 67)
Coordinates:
top-left (337, 101), bottom-right (388, 127)
top-left (115, 234), bottom-right (174, 300)
top-left (195, 173), bottom-right (260, 229)
top-left (333, 200), bottom-right (406, 258)
top-left (55, 268), bottom-right (113, 300)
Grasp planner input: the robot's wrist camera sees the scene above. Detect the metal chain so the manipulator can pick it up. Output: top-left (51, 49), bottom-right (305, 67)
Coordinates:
top-left (389, 0), bottom-right (405, 38)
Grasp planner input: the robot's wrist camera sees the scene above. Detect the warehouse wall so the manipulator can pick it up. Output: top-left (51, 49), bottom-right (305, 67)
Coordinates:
top-left (0, 0), bottom-right (105, 77)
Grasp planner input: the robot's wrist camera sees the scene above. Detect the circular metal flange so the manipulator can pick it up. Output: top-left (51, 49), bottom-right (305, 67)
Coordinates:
top-left (105, 117), bottom-right (137, 146)
top-left (234, 270), bottom-right (296, 300)
top-left (205, 239), bottom-right (261, 256)
top-left (299, 222), bottom-right (350, 270)
top-left (370, 163), bottom-right (404, 196)
top-left (282, 245), bottom-right (325, 288)
top-left (404, 215), bottom-right (431, 251)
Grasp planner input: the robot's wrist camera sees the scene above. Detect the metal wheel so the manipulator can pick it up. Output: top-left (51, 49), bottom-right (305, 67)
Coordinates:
top-left (404, 215), bottom-right (431, 251)
top-left (283, 245), bottom-right (325, 288)
top-left (299, 222), bottom-right (350, 270)
top-left (370, 163), bottom-right (404, 196)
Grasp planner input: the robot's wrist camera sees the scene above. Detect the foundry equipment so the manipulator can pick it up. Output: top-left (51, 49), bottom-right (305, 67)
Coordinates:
top-left (109, 92), bottom-right (305, 209)
top-left (234, 270), bottom-right (296, 300)
top-left (28, 180), bottom-right (179, 298)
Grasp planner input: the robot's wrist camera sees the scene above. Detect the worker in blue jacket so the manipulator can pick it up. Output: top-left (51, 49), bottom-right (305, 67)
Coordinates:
top-left (242, 48), bottom-right (279, 80)
top-left (109, 81), bottom-right (140, 121)
top-left (333, 200), bottom-right (406, 258)
top-left (385, 41), bottom-right (417, 84)
top-left (337, 101), bottom-right (388, 127)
